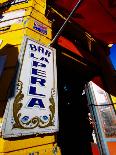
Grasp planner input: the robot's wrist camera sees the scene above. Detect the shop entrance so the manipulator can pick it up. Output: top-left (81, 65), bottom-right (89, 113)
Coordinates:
top-left (56, 49), bottom-right (98, 155)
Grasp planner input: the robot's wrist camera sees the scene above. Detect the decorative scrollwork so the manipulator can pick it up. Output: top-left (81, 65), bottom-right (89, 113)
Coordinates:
top-left (13, 81), bottom-right (24, 129)
top-left (13, 81), bottom-right (55, 129)
top-left (38, 88), bottom-right (55, 128)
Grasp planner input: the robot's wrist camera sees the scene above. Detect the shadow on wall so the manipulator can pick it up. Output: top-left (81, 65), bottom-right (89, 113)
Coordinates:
top-left (0, 0), bottom-right (14, 13)
top-left (0, 44), bottom-right (19, 117)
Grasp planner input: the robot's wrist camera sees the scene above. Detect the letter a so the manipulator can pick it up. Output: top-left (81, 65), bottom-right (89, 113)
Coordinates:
top-left (27, 98), bottom-right (45, 108)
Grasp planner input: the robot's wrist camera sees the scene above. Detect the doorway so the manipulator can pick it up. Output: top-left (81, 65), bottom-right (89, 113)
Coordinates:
top-left (56, 49), bottom-right (98, 155)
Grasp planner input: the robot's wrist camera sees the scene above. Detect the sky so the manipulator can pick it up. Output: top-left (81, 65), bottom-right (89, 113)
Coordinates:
top-left (110, 44), bottom-right (116, 70)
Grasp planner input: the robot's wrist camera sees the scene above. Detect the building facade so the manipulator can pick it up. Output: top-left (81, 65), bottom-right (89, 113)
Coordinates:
top-left (0, 0), bottom-right (116, 154)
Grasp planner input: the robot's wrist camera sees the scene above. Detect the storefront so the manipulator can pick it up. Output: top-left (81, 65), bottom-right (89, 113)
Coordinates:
top-left (0, 0), bottom-right (116, 155)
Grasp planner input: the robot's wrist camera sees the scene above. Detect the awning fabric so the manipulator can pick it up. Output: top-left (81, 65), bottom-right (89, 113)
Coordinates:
top-left (52, 0), bottom-right (116, 44)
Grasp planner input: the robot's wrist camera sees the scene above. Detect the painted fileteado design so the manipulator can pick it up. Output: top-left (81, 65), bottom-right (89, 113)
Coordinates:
top-left (2, 36), bottom-right (58, 138)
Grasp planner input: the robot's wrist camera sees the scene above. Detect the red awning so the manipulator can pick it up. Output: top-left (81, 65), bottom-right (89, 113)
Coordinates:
top-left (52, 0), bottom-right (116, 44)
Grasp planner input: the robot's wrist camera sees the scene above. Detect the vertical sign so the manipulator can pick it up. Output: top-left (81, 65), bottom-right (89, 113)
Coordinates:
top-left (2, 36), bottom-right (58, 138)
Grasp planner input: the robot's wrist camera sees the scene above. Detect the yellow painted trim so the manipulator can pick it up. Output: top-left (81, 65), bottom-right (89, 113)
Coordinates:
top-left (49, 6), bottom-right (67, 21)
top-left (0, 16), bottom-right (52, 39)
top-left (0, 27), bottom-right (51, 49)
top-left (0, 143), bottom-right (61, 155)
top-left (111, 95), bottom-right (116, 109)
top-left (1, 0), bottom-right (46, 15)
top-left (62, 52), bottom-right (87, 66)
top-left (0, 135), bottom-right (55, 153)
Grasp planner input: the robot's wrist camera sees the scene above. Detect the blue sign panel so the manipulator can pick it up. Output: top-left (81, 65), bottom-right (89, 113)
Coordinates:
top-left (33, 20), bottom-right (47, 35)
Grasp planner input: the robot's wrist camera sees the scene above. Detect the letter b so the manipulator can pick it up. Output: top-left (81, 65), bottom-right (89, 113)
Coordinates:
top-left (30, 44), bottom-right (37, 51)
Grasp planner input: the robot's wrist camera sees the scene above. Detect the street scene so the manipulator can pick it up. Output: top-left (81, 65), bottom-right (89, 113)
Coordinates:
top-left (0, 0), bottom-right (116, 154)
